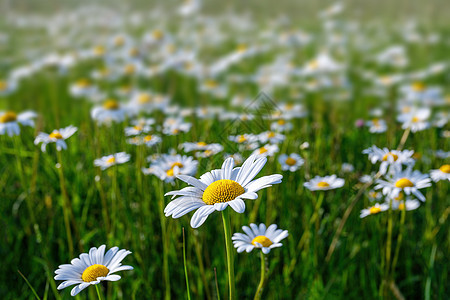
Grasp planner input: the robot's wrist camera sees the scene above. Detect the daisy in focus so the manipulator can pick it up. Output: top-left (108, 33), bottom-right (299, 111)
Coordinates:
top-left (164, 155), bottom-right (282, 228)
top-left (278, 153), bottom-right (304, 172)
top-left (375, 169), bottom-right (431, 201)
top-left (232, 223), bottom-right (288, 254)
top-left (54, 245), bottom-right (133, 296)
top-left (0, 110), bottom-right (36, 136)
top-left (304, 175), bottom-right (344, 191)
top-left (34, 125), bottom-right (78, 152)
top-left (94, 152), bottom-right (131, 170)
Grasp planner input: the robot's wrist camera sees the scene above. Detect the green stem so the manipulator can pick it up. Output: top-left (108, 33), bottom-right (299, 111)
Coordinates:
top-left (382, 202), bottom-right (394, 297)
top-left (182, 228), bottom-right (191, 300)
top-left (254, 252), bottom-right (267, 300)
top-left (221, 209), bottom-right (236, 300)
top-left (95, 284), bottom-right (102, 300)
top-left (390, 203), bottom-right (406, 280)
top-left (156, 180), bottom-right (171, 300)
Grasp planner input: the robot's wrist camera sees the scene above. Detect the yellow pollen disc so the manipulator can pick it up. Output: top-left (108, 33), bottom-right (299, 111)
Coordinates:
top-left (197, 142), bottom-right (207, 147)
top-left (411, 116), bottom-right (419, 123)
top-left (124, 64), bottom-right (136, 74)
top-left (369, 206), bottom-right (381, 215)
top-left (439, 164), bottom-right (450, 173)
top-left (395, 178), bottom-right (414, 188)
top-left (171, 162), bottom-right (184, 169)
top-left (382, 152), bottom-right (398, 161)
top-left (369, 191), bottom-right (379, 198)
top-left (317, 181), bottom-right (330, 188)
top-left (49, 132), bottom-right (63, 139)
top-left (93, 45), bottom-right (105, 55)
top-left (166, 168), bottom-right (175, 177)
top-left (114, 36), bottom-right (124, 46)
top-left (398, 203), bottom-right (405, 210)
top-left (103, 100), bottom-right (119, 110)
top-left (172, 129), bottom-right (180, 134)
top-left (81, 264), bottom-right (109, 282)
top-left (251, 235), bottom-right (273, 247)
top-left (204, 80), bottom-right (218, 88)
top-left (133, 125), bottom-right (142, 131)
top-left (309, 60), bottom-right (319, 69)
top-left (237, 135), bottom-right (247, 143)
top-left (285, 157), bottom-right (297, 166)
top-left (129, 48), bottom-right (139, 56)
top-left (106, 157), bottom-right (116, 164)
top-left (267, 132), bottom-right (275, 138)
top-left (412, 82), bottom-right (425, 92)
top-left (153, 30), bottom-right (163, 40)
top-left (412, 153), bottom-right (421, 160)
top-left (202, 179), bottom-right (245, 205)
top-left (236, 44), bottom-right (247, 52)
top-left (138, 94), bottom-right (151, 104)
top-left (259, 147), bottom-right (268, 154)
top-left (76, 79), bottom-right (90, 88)
top-left (144, 135), bottom-right (153, 142)
top-left (0, 81), bottom-right (7, 91)
top-left (277, 119), bottom-right (286, 125)
top-left (0, 111), bottom-right (17, 123)
top-left (372, 119), bottom-right (380, 125)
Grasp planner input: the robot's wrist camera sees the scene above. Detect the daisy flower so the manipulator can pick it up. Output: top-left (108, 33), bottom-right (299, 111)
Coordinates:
top-left (304, 175), bottom-right (345, 191)
top-left (360, 203), bottom-right (389, 218)
top-left (375, 169), bottom-right (431, 201)
top-left (34, 126), bottom-right (78, 152)
top-left (164, 155), bottom-right (282, 228)
top-left (94, 152), bottom-right (130, 170)
top-left (143, 153), bottom-right (198, 183)
top-left (124, 123), bottom-right (152, 136)
top-left (366, 118), bottom-right (387, 133)
top-left (0, 78), bottom-right (17, 96)
top-left (0, 110), bottom-right (36, 136)
top-left (258, 131), bottom-right (286, 144)
top-left (251, 144), bottom-right (279, 157)
top-left (127, 134), bottom-right (162, 147)
top-left (430, 164), bottom-right (450, 182)
top-left (232, 223), bottom-right (288, 254)
top-left (54, 245), bottom-right (133, 296)
top-left (392, 199), bottom-right (421, 211)
top-left (397, 107), bottom-right (431, 132)
top-left (91, 99), bottom-right (128, 125)
top-left (162, 117), bottom-right (192, 135)
top-left (278, 153), bottom-right (304, 172)
top-left (70, 78), bottom-right (98, 98)
top-left (363, 146), bottom-right (415, 175)
top-left (270, 119), bottom-right (293, 132)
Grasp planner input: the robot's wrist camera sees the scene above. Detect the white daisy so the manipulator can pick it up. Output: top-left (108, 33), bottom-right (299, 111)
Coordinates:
top-left (251, 144), bottom-right (279, 157)
top-left (392, 199), bottom-right (421, 211)
top-left (164, 155), bottom-right (283, 228)
top-left (54, 245), bottom-right (133, 296)
top-left (162, 117), bottom-right (192, 135)
top-left (0, 110), bottom-right (36, 136)
top-left (366, 118), bottom-right (387, 133)
top-left (430, 164), bottom-right (450, 182)
top-left (34, 125), bottom-right (78, 152)
top-left (124, 123), bottom-right (152, 136)
top-left (232, 223), bottom-right (288, 254)
top-left (258, 131), bottom-right (286, 144)
top-left (363, 146), bottom-right (415, 175)
top-left (143, 153), bottom-right (198, 183)
top-left (360, 203), bottom-right (389, 218)
top-left (0, 78), bottom-right (17, 96)
top-left (69, 78), bottom-right (98, 98)
top-left (375, 169), bottom-right (431, 202)
top-left (126, 134), bottom-right (162, 147)
top-left (397, 107), bottom-right (431, 132)
top-left (304, 175), bottom-right (345, 191)
top-left (94, 152), bottom-right (130, 170)
top-left (270, 119), bottom-right (293, 132)
top-left (278, 153), bottom-right (304, 172)
top-left (91, 99), bottom-right (128, 125)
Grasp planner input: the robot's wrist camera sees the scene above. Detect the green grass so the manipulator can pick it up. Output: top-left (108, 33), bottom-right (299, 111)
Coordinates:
top-left (1, 1), bottom-right (449, 299)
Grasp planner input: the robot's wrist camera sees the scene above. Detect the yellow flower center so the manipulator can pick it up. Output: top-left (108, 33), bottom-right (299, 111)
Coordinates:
top-left (106, 157), bottom-right (116, 164)
top-left (0, 111), bottom-right (17, 123)
top-left (114, 36), bottom-right (124, 46)
top-left (395, 178), bottom-right (414, 188)
top-left (439, 164), bottom-right (450, 173)
top-left (166, 168), bottom-right (175, 177)
top-left (412, 82), bottom-right (425, 92)
top-left (138, 94), bottom-right (151, 104)
top-left (103, 100), bottom-right (120, 110)
top-left (398, 203), bottom-right (406, 210)
top-left (236, 44), bottom-right (247, 53)
top-left (202, 179), bottom-right (245, 205)
top-left (0, 81), bottom-right (7, 91)
top-left (93, 45), bottom-right (105, 56)
top-left (382, 152), bottom-right (398, 161)
top-left (81, 264), bottom-right (109, 282)
top-left (411, 116), bottom-right (419, 123)
top-left (204, 80), bottom-right (218, 88)
top-left (394, 192), bottom-right (404, 201)
top-left (153, 30), bottom-right (163, 40)
top-left (251, 235), bottom-right (273, 247)
top-left (285, 157), bottom-right (297, 166)
top-left (369, 206), bottom-right (381, 215)
top-left (277, 119), bottom-right (286, 125)
top-left (267, 132), bottom-right (276, 138)
top-left (133, 125), bottom-right (142, 131)
top-left (171, 162), bottom-right (184, 169)
top-left (76, 79), bottom-right (90, 88)
top-left (317, 181), bottom-right (330, 188)
top-left (49, 132), bottom-right (63, 139)
top-left (197, 142), bottom-right (207, 147)
top-left (259, 147), bottom-right (268, 154)
top-left (144, 135), bottom-right (153, 142)
top-left (237, 135), bottom-right (247, 143)
top-left (124, 64), bottom-right (136, 74)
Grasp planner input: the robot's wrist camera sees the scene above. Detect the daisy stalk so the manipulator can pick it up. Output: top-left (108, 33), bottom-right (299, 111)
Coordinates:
top-left (222, 208), bottom-right (236, 300)
top-left (254, 252), bottom-right (268, 300)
